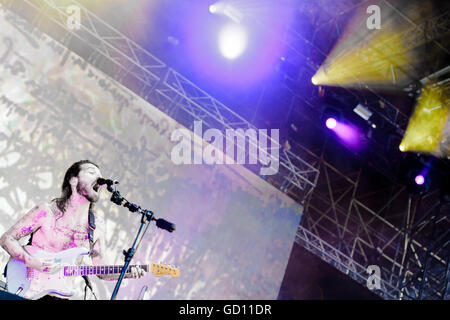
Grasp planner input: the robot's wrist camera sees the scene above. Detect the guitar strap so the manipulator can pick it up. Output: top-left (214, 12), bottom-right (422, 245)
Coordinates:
top-left (88, 211), bottom-right (96, 251)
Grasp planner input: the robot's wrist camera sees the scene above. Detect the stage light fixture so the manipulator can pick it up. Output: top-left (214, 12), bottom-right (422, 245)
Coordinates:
top-left (208, 2), bottom-right (243, 23)
top-left (321, 106), bottom-right (361, 148)
top-left (325, 117), bottom-right (337, 129)
top-left (401, 154), bottom-right (433, 195)
top-left (218, 23), bottom-right (247, 60)
top-left (209, 4), bottom-right (217, 13)
top-left (353, 103), bottom-right (373, 121)
top-left (407, 170), bottom-right (431, 195)
top-left (414, 174), bottom-right (425, 185)
top-left (322, 106), bottom-right (341, 130)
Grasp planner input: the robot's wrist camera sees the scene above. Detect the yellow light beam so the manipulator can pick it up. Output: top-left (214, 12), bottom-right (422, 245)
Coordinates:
top-left (312, 1), bottom-right (436, 89)
top-left (400, 83), bottom-right (450, 158)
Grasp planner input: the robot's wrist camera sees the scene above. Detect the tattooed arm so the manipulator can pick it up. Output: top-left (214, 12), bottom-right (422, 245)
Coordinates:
top-left (0, 204), bottom-right (55, 273)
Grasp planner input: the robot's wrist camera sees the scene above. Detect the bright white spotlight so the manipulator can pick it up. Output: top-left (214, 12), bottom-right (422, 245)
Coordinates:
top-left (218, 23), bottom-right (247, 60)
top-left (325, 118), bottom-right (337, 129)
top-left (209, 4), bottom-right (217, 13)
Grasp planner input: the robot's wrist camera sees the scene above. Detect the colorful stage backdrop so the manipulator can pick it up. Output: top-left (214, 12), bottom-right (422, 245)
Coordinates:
top-left (0, 6), bottom-right (302, 300)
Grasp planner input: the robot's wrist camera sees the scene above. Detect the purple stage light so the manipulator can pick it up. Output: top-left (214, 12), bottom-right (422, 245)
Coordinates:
top-left (331, 122), bottom-right (363, 149)
top-left (325, 117), bottom-right (337, 129)
top-left (414, 175), bottom-right (425, 185)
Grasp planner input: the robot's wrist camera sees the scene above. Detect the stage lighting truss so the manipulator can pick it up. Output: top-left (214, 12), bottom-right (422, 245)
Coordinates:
top-left (253, 1), bottom-right (450, 137)
top-left (295, 155), bottom-right (449, 300)
top-left (0, 0), bottom-right (319, 205)
top-left (247, 0), bottom-right (449, 300)
top-left (2, 0), bottom-right (448, 301)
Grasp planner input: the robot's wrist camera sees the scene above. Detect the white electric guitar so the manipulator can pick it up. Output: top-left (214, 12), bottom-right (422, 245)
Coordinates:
top-left (6, 245), bottom-right (180, 300)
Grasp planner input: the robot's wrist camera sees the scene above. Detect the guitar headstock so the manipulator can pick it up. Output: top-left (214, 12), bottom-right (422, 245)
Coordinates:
top-left (150, 262), bottom-right (180, 277)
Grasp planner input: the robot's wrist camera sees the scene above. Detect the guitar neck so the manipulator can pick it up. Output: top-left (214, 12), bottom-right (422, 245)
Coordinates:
top-left (63, 264), bottom-right (148, 277)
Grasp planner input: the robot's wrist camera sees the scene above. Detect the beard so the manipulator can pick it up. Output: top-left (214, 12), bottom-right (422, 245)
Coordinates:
top-left (77, 182), bottom-right (99, 203)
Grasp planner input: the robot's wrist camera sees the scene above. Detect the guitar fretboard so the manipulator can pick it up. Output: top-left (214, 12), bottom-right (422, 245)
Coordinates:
top-left (63, 264), bottom-right (148, 277)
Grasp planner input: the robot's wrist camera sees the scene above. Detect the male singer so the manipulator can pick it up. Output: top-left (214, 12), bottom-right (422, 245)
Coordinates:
top-left (0, 160), bottom-right (145, 300)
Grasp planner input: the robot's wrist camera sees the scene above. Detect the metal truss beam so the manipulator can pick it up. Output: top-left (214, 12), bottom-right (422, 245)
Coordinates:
top-left (317, 0), bottom-right (370, 18)
top-left (247, 2), bottom-right (449, 299)
top-left (0, 0), bottom-right (319, 204)
top-left (382, 0), bottom-right (450, 56)
top-left (295, 221), bottom-right (400, 300)
top-left (296, 144), bottom-right (449, 300)
top-left (3, 0), bottom-right (447, 300)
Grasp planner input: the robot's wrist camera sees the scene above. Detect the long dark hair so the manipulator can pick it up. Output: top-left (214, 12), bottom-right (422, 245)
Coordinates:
top-left (53, 160), bottom-right (99, 215)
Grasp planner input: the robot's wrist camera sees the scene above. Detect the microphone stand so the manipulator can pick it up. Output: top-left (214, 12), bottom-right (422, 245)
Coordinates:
top-left (103, 183), bottom-right (173, 300)
top-left (111, 208), bottom-right (152, 301)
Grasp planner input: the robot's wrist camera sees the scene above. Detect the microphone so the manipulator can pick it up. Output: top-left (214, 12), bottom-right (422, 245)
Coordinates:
top-left (155, 218), bottom-right (176, 233)
top-left (97, 178), bottom-right (119, 186)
